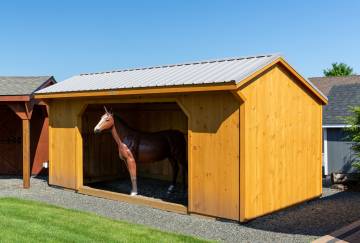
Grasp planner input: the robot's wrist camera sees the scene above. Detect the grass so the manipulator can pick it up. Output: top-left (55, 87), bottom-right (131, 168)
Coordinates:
top-left (0, 197), bottom-right (208, 243)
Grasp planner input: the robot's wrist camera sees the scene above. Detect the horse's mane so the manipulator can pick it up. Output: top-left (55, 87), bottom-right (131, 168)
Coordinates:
top-left (113, 113), bottom-right (134, 130)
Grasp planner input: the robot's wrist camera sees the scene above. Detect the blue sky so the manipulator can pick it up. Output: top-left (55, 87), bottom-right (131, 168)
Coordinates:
top-left (0, 0), bottom-right (359, 81)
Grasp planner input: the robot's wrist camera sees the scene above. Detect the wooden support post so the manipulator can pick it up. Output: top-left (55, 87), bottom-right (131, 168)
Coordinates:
top-left (22, 119), bottom-right (30, 189)
top-left (8, 101), bottom-right (33, 189)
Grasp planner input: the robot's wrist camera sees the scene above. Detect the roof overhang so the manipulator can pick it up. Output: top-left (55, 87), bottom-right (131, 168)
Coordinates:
top-left (34, 57), bottom-right (328, 105)
top-left (35, 82), bottom-right (237, 99)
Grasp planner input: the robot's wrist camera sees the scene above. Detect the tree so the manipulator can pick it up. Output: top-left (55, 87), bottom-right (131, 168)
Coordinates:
top-left (345, 106), bottom-right (360, 171)
top-left (323, 62), bottom-right (355, 77)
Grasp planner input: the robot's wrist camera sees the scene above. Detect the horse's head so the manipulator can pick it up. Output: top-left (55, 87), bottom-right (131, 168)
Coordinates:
top-left (94, 106), bottom-right (114, 133)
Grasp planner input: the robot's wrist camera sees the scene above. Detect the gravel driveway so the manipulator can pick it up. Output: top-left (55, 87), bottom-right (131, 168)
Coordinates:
top-left (1, 176), bottom-right (360, 243)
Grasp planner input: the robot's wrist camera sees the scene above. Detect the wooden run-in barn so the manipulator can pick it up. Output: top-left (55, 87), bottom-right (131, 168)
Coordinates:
top-left (35, 54), bottom-right (327, 222)
top-left (0, 76), bottom-right (55, 188)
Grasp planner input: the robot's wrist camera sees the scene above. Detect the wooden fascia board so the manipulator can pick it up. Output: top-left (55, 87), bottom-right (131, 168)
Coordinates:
top-left (0, 95), bottom-right (30, 102)
top-left (34, 83), bottom-right (237, 99)
top-left (31, 76), bottom-right (57, 97)
top-left (236, 57), bottom-right (328, 105)
top-left (38, 76), bottom-right (57, 89)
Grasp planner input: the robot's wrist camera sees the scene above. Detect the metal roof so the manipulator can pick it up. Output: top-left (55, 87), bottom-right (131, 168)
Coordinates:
top-left (0, 76), bottom-right (54, 96)
top-left (37, 54), bottom-right (283, 94)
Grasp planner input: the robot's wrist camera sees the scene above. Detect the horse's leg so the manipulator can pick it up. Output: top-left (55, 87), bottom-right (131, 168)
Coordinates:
top-left (182, 158), bottom-right (188, 192)
top-left (167, 158), bottom-right (179, 194)
top-left (120, 145), bottom-right (138, 196)
top-left (126, 156), bottom-right (138, 196)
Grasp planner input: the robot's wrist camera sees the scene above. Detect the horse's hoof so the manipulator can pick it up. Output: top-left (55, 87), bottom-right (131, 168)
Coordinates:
top-left (130, 192), bottom-right (138, 196)
top-left (167, 185), bottom-right (175, 194)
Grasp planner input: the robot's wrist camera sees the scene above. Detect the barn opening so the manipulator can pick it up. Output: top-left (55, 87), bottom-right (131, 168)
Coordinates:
top-left (0, 105), bottom-right (22, 175)
top-left (82, 102), bottom-right (188, 207)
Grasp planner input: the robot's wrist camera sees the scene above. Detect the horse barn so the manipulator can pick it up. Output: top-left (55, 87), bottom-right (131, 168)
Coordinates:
top-left (0, 76), bottom-right (55, 187)
top-left (35, 54), bottom-right (327, 222)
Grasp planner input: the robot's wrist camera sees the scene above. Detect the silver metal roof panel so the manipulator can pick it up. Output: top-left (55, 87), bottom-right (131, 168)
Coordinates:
top-left (37, 54), bottom-right (283, 94)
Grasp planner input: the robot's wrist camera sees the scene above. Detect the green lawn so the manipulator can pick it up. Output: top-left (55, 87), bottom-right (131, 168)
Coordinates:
top-left (0, 197), bottom-right (209, 243)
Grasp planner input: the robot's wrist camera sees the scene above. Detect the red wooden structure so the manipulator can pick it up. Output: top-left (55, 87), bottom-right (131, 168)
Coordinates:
top-left (0, 76), bottom-right (55, 188)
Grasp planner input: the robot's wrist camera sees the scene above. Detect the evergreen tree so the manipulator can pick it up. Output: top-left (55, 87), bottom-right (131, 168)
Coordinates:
top-left (323, 63), bottom-right (355, 77)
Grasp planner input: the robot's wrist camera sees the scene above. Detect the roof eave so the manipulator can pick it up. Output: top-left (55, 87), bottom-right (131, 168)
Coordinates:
top-left (34, 82), bottom-right (238, 99)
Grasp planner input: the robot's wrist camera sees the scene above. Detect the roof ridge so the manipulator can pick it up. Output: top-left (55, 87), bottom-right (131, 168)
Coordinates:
top-left (79, 53), bottom-right (281, 76)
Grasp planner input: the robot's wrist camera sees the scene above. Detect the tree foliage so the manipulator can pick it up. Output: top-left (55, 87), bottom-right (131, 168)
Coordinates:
top-left (345, 106), bottom-right (360, 170)
top-left (323, 62), bottom-right (355, 77)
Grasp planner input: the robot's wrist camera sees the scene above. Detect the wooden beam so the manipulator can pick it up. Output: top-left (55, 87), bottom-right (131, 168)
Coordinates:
top-left (22, 119), bottom-right (30, 189)
top-left (8, 103), bottom-right (28, 120)
top-left (34, 83), bottom-right (237, 99)
top-left (313, 219), bottom-right (360, 243)
top-left (7, 102), bottom-right (34, 120)
top-left (78, 186), bottom-right (188, 214)
top-left (0, 95), bottom-right (30, 102)
top-left (24, 101), bottom-right (34, 119)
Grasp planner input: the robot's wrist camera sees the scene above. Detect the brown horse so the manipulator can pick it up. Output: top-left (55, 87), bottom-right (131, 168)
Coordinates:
top-left (94, 107), bottom-right (187, 196)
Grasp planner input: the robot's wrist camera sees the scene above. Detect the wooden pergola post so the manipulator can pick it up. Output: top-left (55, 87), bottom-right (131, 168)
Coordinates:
top-left (8, 102), bottom-right (33, 189)
top-left (22, 119), bottom-right (30, 188)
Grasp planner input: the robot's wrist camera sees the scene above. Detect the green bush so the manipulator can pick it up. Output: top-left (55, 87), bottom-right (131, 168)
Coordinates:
top-left (344, 106), bottom-right (360, 171)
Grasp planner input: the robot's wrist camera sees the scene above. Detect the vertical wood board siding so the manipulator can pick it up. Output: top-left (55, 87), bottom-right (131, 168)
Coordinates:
top-left (48, 92), bottom-right (240, 220)
top-left (239, 64), bottom-right (322, 220)
top-left (178, 92), bottom-right (240, 220)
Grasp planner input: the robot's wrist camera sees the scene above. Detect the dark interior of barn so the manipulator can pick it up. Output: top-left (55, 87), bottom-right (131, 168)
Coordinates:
top-left (0, 104), bottom-right (48, 176)
top-left (82, 102), bottom-right (188, 206)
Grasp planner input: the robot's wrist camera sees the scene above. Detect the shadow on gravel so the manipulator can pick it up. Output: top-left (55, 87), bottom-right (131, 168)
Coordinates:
top-left (245, 187), bottom-right (360, 237)
top-left (0, 175), bottom-right (48, 186)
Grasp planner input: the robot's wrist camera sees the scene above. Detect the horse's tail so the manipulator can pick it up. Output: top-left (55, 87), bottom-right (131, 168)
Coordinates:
top-left (168, 130), bottom-right (186, 156)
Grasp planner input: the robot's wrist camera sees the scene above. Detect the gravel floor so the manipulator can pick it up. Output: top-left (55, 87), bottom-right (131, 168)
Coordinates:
top-left (1, 176), bottom-right (360, 243)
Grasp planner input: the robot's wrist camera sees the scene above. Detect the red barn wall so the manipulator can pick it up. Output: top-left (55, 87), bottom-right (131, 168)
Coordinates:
top-left (30, 105), bottom-right (49, 175)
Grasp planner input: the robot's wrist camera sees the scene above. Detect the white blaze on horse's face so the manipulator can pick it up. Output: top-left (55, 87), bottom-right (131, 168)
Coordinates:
top-left (94, 113), bottom-right (113, 133)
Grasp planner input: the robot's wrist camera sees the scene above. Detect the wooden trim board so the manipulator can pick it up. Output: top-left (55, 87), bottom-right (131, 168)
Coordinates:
top-left (78, 186), bottom-right (188, 214)
top-left (313, 219), bottom-right (360, 243)
top-left (35, 83), bottom-right (237, 99)
top-left (0, 95), bottom-right (30, 101)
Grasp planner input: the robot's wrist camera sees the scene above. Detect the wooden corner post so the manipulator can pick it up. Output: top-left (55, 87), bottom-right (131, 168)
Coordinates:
top-left (8, 101), bottom-right (34, 189)
top-left (22, 119), bottom-right (30, 188)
